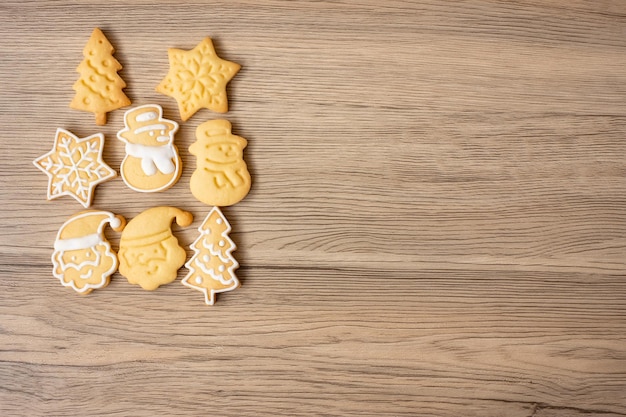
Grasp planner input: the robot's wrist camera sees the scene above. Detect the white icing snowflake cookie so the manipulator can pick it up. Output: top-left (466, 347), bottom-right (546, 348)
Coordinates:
top-left (33, 128), bottom-right (116, 208)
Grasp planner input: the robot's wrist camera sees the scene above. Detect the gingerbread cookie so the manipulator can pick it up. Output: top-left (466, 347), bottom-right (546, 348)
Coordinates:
top-left (118, 207), bottom-right (193, 290)
top-left (156, 37), bottom-right (240, 121)
top-left (189, 120), bottom-right (251, 206)
top-left (52, 210), bottom-right (126, 294)
top-left (33, 128), bottom-right (116, 208)
top-left (70, 28), bottom-right (130, 125)
top-left (182, 207), bottom-right (240, 305)
top-left (117, 104), bottom-right (181, 192)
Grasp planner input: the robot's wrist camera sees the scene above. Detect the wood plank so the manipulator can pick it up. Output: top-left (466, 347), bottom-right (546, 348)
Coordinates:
top-left (1, 0), bottom-right (625, 415)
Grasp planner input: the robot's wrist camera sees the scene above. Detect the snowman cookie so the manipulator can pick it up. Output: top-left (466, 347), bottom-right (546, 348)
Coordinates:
top-left (118, 207), bottom-right (193, 290)
top-left (189, 119), bottom-right (251, 206)
top-left (52, 210), bottom-right (126, 294)
top-left (117, 104), bottom-right (182, 192)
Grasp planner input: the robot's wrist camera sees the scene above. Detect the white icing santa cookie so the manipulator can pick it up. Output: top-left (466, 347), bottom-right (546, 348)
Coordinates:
top-left (52, 210), bottom-right (126, 294)
top-left (117, 104), bottom-right (182, 193)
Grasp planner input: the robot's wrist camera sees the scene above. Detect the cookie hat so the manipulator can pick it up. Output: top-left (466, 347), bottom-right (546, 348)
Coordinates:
top-left (54, 211), bottom-right (126, 252)
top-left (119, 207), bottom-right (193, 248)
top-left (119, 104), bottom-right (178, 142)
top-left (195, 119), bottom-right (247, 148)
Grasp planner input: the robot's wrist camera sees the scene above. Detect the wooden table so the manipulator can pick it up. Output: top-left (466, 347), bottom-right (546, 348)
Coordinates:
top-left (1, 1), bottom-right (625, 415)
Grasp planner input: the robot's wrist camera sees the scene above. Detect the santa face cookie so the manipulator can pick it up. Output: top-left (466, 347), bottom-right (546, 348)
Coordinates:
top-left (33, 128), bottom-right (116, 208)
top-left (189, 120), bottom-right (251, 206)
top-left (118, 207), bottom-right (193, 290)
top-left (182, 207), bottom-right (240, 305)
top-left (117, 105), bottom-right (182, 192)
top-left (52, 210), bottom-right (126, 294)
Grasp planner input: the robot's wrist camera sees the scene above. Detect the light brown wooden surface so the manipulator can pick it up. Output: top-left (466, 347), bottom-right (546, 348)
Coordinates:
top-left (1, 1), bottom-right (625, 416)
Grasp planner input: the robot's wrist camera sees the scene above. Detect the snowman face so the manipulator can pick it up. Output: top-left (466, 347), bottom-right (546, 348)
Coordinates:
top-left (203, 140), bottom-right (243, 163)
top-left (53, 243), bottom-right (115, 284)
top-left (125, 125), bottom-right (174, 146)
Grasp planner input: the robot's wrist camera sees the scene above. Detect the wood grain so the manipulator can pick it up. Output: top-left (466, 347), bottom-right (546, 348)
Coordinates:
top-left (1, 0), bottom-right (625, 415)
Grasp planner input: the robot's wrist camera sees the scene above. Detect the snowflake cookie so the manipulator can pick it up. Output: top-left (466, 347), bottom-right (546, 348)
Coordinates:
top-left (182, 207), bottom-right (240, 305)
top-left (156, 37), bottom-right (240, 121)
top-left (33, 128), bottom-right (116, 208)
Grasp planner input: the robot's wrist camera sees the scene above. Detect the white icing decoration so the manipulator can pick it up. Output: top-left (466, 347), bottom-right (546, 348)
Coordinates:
top-left (134, 123), bottom-right (168, 135)
top-left (59, 249), bottom-right (101, 273)
top-left (195, 277), bottom-right (202, 284)
top-left (51, 211), bottom-right (121, 294)
top-left (54, 233), bottom-right (101, 251)
top-left (109, 217), bottom-right (122, 229)
top-left (216, 218), bottom-right (223, 225)
top-left (193, 259), bottom-right (233, 285)
top-left (201, 238), bottom-right (232, 263)
top-left (182, 207), bottom-right (239, 305)
top-left (218, 265), bottom-right (225, 272)
top-left (80, 269), bottom-right (94, 279)
top-left (33, 129), bottom-right (115, 208)
top-left (219, 240), bottom-right (225, 247)
top-left (136, 111), bottom-right (157, 122)
top-left (117, 105), bottom-right (181, 193)
top-left (125, 143), bottom-right (176, 176)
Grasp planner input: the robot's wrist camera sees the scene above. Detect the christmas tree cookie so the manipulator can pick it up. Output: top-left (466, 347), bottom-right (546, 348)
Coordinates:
top-left (70, 28), bottom-right (131, 125)
top-left (156, 37), bottom-right (240, 121)
top-left (182, 207), bottom-right (240, 305)
top-left (189, 119), bottom-right (251, 206)
top-left (118, 207), bottom-right (193, 290)
top-left (52, 210), bottom-right (125, 294)
top-left (33, 128), bottom-right (116, 208)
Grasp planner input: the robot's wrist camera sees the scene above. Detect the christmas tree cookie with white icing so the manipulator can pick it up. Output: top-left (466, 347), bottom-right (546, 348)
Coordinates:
top-left (182, 207), bottom-right (240, 305)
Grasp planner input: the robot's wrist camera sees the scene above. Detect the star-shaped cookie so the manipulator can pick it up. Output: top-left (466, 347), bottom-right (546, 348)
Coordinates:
top-left (156, 37), bottom-right (240, 121)
top-left (33, 128), bottom-right (116, 208)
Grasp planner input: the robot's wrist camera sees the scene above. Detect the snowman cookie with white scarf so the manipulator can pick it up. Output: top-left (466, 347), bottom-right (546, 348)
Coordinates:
top-left (117, 104), bottom-right (181, 192)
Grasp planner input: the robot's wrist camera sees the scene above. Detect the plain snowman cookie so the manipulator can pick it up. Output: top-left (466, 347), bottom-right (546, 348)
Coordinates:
top-left (118, 207), bottom-right (193, 290)
top-left (52, 210), bottom-right (126, 294)
top-left (189, 119), bottom-right (251, 206)
top-left (117, 104), bottom-right (182, 192)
